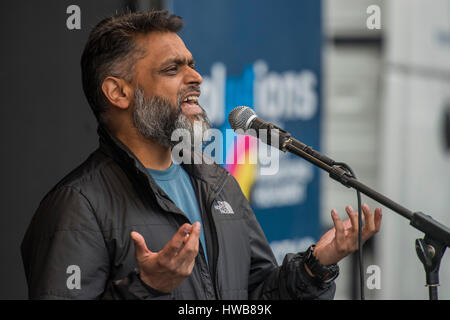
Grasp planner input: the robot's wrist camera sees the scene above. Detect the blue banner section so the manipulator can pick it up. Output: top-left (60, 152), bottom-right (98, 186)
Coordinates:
top-left (171, 0), bottom-right (322, 263)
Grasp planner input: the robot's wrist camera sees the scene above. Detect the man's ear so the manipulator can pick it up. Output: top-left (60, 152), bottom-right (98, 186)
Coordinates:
top-left (101, 76), bottom-right (133, 110)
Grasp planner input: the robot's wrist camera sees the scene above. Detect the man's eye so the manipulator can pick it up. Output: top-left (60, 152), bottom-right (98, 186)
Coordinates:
top-left (165, 66), bottom-right (178, 73)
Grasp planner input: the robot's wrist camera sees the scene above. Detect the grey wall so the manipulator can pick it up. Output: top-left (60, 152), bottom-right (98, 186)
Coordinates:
top-left (0, 0), bottom-right (151, 299)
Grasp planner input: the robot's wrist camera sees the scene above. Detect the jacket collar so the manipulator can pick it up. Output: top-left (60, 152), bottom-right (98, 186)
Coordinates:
top-left (98, 124), bottom-right (147, 173)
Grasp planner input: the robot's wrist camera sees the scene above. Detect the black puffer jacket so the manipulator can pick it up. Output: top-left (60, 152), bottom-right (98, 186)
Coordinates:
top-left (21, 125), bottom-right (336, 300)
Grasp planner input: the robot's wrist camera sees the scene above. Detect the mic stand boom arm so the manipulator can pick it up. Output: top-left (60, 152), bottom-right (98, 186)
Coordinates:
top-left (271, 126), bottom-right (450, 300)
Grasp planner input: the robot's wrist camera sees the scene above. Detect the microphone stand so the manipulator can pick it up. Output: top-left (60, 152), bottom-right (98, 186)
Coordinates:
top-left (268, 127), bottom-right (450, 300)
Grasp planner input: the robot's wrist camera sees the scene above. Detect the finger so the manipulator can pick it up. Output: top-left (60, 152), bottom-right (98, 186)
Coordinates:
top-left (161, 223), bottom-right (193, 258)
top-left (342, 206), bottom-right (359, 230)
top-left (345, 205), bottom-right (359, 234)
top-left (342, 217), bottom-right (353, 231)
top-left (178, 222), bottom-right (201, 264)
top-left (331, 209), bottom-right (345, 243)
top-left (131, 231), bottom-right (151, 261)
top-left (374, 207), bottom-right (382, 232)
top-left (362, 203), bottom-right (375, 234)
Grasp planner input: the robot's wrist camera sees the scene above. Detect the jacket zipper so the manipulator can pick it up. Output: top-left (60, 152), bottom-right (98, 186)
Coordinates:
top-left (208, 172), bottom-right (230, 300)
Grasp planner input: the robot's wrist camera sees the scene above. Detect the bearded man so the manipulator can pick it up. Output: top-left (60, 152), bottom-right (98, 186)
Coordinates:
top-left (21, 11), bottom-right (382, 300)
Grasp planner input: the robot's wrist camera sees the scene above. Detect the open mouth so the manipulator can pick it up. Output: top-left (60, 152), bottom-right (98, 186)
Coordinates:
top-left (180, 94), bottom-right (202, 116)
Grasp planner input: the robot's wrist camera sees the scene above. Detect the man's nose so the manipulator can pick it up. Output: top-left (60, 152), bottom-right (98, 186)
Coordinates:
top-left (185, 67), bottom-right (203, 86)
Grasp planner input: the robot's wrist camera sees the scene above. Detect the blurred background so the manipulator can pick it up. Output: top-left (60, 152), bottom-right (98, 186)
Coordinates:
top-left (0, 0), bottom-right (449, 299)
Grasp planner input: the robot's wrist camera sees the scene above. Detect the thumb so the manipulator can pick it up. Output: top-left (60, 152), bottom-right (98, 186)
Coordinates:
top-left (131, 231), bottom-right (152, 261)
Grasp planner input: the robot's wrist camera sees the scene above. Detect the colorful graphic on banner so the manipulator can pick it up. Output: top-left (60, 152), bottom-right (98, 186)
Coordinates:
top-left (172, 0), bottom-right (322, 263)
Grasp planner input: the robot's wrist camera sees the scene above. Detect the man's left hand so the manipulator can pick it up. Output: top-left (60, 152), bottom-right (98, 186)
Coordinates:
top-left (311, 203), bottom-right (382, 267)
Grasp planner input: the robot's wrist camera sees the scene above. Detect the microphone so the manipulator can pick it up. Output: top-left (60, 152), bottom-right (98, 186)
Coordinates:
top-left (228, 106), bottom-right (291, 149)
top-left (228, 106), bottom-right (336, 166)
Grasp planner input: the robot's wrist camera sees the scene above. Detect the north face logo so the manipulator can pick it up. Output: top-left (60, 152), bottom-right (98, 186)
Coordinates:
top-left (214, 201), bottom-right (234, 214)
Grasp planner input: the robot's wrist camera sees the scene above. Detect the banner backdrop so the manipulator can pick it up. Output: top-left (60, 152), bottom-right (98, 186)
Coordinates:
top-left (171, 0), bottom-right (322, 263)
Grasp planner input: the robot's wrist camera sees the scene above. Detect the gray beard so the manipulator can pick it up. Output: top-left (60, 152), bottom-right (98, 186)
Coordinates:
top-left (131, 87), bottom-right (211, 149)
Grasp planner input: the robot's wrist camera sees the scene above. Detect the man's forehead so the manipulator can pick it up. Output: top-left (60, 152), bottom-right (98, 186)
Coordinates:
top-left (138, 32), bottom-right (192, 65)
top-left (160, 55), bottom-right (194, 66)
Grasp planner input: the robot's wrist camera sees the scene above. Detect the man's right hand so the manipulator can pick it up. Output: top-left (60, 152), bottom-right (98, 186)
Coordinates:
top-left (130, 222), bottom-right (201, 293)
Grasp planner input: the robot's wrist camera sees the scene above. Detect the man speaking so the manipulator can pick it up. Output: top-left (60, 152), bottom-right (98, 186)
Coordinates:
top-left (21, 11), bottom-right (382, 300)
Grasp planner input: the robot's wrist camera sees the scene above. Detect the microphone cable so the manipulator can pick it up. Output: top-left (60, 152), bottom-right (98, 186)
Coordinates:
top-left (333, 162), bottom-right (365, 300)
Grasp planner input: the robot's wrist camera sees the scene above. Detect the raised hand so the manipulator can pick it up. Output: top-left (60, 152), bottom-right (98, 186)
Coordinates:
top-left (130, 222), bottom-right (201, 293)
top-left (312, 204), bottom-right (382, 266)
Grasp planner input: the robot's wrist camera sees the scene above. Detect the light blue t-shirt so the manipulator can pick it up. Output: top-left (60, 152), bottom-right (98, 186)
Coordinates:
top-left (147, 163), bottom-right (208, 266)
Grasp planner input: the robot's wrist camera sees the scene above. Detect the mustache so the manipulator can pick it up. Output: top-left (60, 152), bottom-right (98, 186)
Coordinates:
top-left (177, 86), bottom-right (201, 104)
